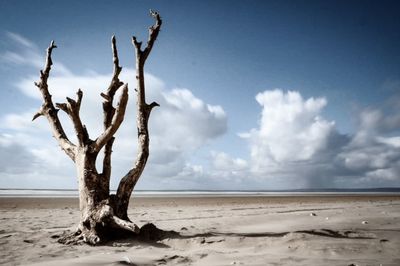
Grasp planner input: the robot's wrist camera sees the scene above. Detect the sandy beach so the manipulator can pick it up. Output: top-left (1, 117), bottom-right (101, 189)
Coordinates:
top-left (1, 195), bottom-right (399, 265)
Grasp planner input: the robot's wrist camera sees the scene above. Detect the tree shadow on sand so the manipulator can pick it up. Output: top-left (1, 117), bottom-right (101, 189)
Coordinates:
top-left (54, 223), bottom-right (376, 248)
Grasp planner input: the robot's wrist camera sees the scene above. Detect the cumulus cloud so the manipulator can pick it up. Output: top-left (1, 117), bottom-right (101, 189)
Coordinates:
top-left (233, 89), bottom-right (400, 188)
top-left (336, 107), bottom-right (400, 186)
top-left (144, 88), bottom-right (227, 182)
top-left (152, 89), bottom-right (226, 153)
top-left (241, 90), bottom-right (336, 174)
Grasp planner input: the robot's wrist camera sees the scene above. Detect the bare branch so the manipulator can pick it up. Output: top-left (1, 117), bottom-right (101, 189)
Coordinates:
top-left (102, 137), bottom-right (114, 182)
top-left (100, 92), bottom-right (110, 101)
top-left (131, 36), bottom-right (142, 51)
top-left (101, 36), bottom-right (123, 129)
top-left (55, 89), bottom-right (88, 146)
top-left (33, 41), bottom-right (76, 160)
top-left (108, 36), bottom-right (123, 96)
top-left (55, 102), bottom-right (69, 114)
top-left (66, 97), bottom-right (76, 109)
top-left (94, 84), bottom-right (129, 152)
top-left (131, 10), bottom-right (161, 65)
top-left (148, 101), bottom-right (160, 111)
top-left (32, 109), bottom-right (43, 121)
top-left (115, 11), bottom-right (162, 218)
top-left (76, 89), bottom-right (83, 112)
top-left (100, 36), bottom-right (125, 179)
top-left (142, 9), bottom-right (162, 62)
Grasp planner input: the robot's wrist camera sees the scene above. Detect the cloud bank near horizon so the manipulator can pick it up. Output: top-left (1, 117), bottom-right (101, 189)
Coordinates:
top-left (1, 32), bottom-right (400, 190)
top-left (236, 90), bottom-right (400, 189)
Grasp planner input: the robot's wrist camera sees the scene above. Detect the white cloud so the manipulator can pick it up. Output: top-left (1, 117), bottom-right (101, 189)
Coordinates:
top-left (6, 32), bottom-right (35, 48)
top-left (1, 32), bottom-right (71, 75)
top-left (2, 110), bottom-right (47, 131)
top-left (336, 107), bottom-right (400, 186)
top-left (232, 89), bottom-right (400, 188)
top-left (0, 134), bottom-right (37, 174)
top-left (377, 136), bottom-right (400, 148)
top-left (366, 167), bottom-right (399, 181)
top-left (212, 151), bottom-right (248, 172)
top-left (0, 33), bottom-right (227, 189)
top-left (244, 90), bottom-right (335, 174)
top-left (153, 88), bottom-right (227, 152)
top-left (3, 69), bottom-right (227, 187)
top-left (2, 32), bottom-right (400, 190)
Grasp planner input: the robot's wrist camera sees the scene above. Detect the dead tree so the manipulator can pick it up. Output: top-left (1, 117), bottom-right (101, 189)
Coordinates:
top-left (32, 11), bottom-right (162, 245)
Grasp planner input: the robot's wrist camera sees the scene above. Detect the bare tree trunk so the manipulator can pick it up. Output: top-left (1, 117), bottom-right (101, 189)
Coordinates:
top-left (115, 11), bottom-right (161, 219)
top-left (33, 10), bottom-right (162, 245)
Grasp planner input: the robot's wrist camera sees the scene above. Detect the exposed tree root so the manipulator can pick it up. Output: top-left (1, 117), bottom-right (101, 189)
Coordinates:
top-left (58, 203), bottom-right (142, 245)
top-left (57, 223), bottom-right (179, 246)
top-left (57, 229), bottom-right (84, 245)
top-left (110, 216), bottom-right (140, 234)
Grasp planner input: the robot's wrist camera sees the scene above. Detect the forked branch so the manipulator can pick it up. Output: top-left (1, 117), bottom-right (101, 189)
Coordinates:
top-left (93, 84), bottom-right (129, 152)
top-left (33, 41), bottom-right (76, 160)
top-left (115, 10), bottom-right (162, 217)
top-left (142, 10), bottom-right (162, 62)
top-left (132, 9), bottom-right (162, 65)
top-left (56, 89), bottom-right (89, 146)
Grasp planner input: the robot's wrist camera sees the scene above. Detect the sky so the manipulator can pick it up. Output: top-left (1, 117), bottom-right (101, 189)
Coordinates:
top-left (0, 0), bottom-right (399, 190)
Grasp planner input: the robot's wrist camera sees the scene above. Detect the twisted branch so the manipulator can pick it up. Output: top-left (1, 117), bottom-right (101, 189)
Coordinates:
top-left (93, 84), bottom-right (129, 153)
top-left (32, 41), bottom-right (76, 160)
top-left (142, 10), bottom-right (162, 62)
top-left (101, 36), bottom-right (125, 183)
top-left (116, 10), bottom-right (161, 218)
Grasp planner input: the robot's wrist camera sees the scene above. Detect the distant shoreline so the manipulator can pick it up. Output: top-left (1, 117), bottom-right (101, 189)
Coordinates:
top-left (1, 187), bottom-right (400, 192)
top-left (1, 188), bottom-right (400, 198)
top-left (1, 194), bottom-right (399, 210)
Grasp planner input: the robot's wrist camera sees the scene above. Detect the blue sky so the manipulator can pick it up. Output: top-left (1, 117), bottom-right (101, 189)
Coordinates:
top-left (0, 0), bottom-right (399, 189)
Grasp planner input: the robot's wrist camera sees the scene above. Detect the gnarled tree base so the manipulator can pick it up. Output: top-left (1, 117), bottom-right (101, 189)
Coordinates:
top-left (57, 222), bottom-right (179, 246)
top-left (58, 202), bottom-right (139, 245)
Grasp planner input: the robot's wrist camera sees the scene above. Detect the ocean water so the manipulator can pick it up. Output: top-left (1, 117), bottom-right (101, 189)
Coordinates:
top-left (0, 189), bottom-right (399, 198)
